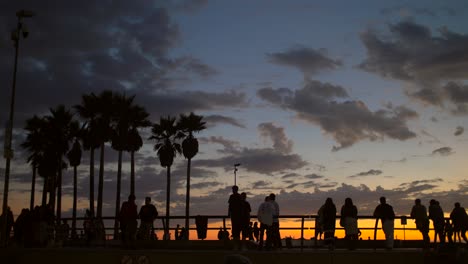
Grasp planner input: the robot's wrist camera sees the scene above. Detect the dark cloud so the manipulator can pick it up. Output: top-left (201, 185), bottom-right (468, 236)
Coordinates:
top-left (304, 173), bottom-right (324, 179)
top-left (267, 46), bottom-right (342, 78)
top-left (199, 136), bottom-right (241, 154)
top-left (251, 180), bottom-right (273, 190)
top-left (191, 181), bottom-right (222, 190)
top-left (359, 21), bottom-right (468, 114)
top-left (196, 147), bottom-right (308, 175)
top-left (204, 115), bottom-right (246, 129)
top-left (258, 122), bottom-right (293, 153)
top-left (431, 147), bottom-right (454, 156)
top-left (455, 126), bottom-right (464, 136)
top-left (257, 80), bottom-right (418, 150)
top-left (281, 173), bottom-right (300, 179)
top-left (349, 169), bottom-right (383, 178)
top-left (0, 1), bottom-right (223, 130)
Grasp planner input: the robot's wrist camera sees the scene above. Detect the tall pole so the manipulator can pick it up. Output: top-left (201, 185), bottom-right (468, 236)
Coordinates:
top-left (233, 163), bottom-right (240, 186)
top-left (2, 10), bottom-right (34, 246)
top-left (1, 15), bottom-right (21, 247)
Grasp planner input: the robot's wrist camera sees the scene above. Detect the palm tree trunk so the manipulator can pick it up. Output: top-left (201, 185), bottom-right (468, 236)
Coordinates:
top-left (114, 150), bottom-right (123, 239)
top-left (130, 151), bottom-right (135, 195)
top-left (41, 176), bottom-right (47, 206)
top-left (97, 142), bottom-right (105, 218)
top-left (185, 158), bottom-right (191, 240)
top-left (57, 158), bottom-right (63, 222)
top-left (166, 165), bottom-right (171, 240)
top-left (89, 148), bottom-right (95, 215)
top-left (72, 165), bottom-right (77, 238)
top-left (30, 165), bottom-right (36, 211)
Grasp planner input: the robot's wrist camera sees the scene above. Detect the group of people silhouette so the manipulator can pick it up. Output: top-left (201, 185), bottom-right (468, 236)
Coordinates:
top-left (2, 190), bottom-right (468, 251)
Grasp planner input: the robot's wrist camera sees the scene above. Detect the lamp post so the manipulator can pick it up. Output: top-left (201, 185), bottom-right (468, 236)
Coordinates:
top-left (233, 163), bottom-right (240, 186)
top-left (2, 9), bottom-right (35, 246)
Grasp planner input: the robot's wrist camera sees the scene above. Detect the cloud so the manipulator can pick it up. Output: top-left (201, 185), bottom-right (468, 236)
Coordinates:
top-left (258, 122), bottom-right (293, 153)
top-left (359, 21), bottom-right (468, 114)
top-left (304, 173), bottom-right (324, 179)
top-left (0, 2), bottom-right (222, 129)
top-left (257, 80), bottom-right (418, 150)
top-left (455, 126), bottom-right (464, 136)
top-left (196, 147), bottom-right (308, 175)
top-left (349, 169), bottom-right (383, 178)
top-left (199, 136), bottom-right (241, 154)
top-left (431, 147), bottom-right (454, 156)
top-left (204, 115), bottom-right (246, 129)
top-left (267, 46), bottom-right (342, 78)
top-left (191, 181), bottom-right (222, 190)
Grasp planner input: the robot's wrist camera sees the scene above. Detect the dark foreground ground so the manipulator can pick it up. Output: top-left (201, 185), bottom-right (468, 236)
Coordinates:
top-left (1, 240), bottom-right (467, 264)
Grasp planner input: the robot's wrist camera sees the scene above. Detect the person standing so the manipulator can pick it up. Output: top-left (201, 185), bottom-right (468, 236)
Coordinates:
top-left (373, 197), bottom-right (395, 250)
top-left (410, 199), bottom-right (430, 248)
top-left (138, 197), bottom-right (158, 240)
top-left (340, 198), bottom-right (359, 250)
top-left (428, 199), bottom-right (445, 244)
top-left (119, 194), bottom-right (138, 248)
top-left (269, 193), bottom-right (281, 249)
top-left (228, 185), bottom-right (242, 248)
top-left (257, 196), bottom-right (273, 250)
top-left (450, 202), bottom-right (468, 243)
top-left (320, 198), bottom-right (336, 250)
top-left (240, 192), bottom-right (251, 241)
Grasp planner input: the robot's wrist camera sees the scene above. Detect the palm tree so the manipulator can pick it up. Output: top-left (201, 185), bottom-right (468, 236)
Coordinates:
top-left (21, 115), bottom-right (47, 210)
top-left (126, 104), bottom-right (150, 195)
top-left (149, 116), bottom-right (183, 239)
top-left (177, 112), bottom-right (206, 239)
top-left (67, 137), bottom-right (82, 237)
top-left (94, 90), bottom-right (114, 218)
top-left (74, 94), bottom-right (100, 215)
top-left (110, 92), bottom-right (133, 238)
top-left (45, 105), bottom-right (77, 221)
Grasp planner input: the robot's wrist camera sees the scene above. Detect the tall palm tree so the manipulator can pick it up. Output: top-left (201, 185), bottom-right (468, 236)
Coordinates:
top-left (21, 115), bottom-right (47, 210)
top-left (74, 94), bottom-right (100, 215)
top-left (67, 138), bottom-right (82, 237)
top-left (149, 116), bottom-right (183, 239)
top-left (45, 105), bottom-right (77, 221)
top-left (126, 104), bottom-right (150, 195)
top-left (110, 92), bottom-right (133, 238)
top-left (94, 90), bottom-right (115, 218)
top-left (177, 112), bottom-right (206, 239)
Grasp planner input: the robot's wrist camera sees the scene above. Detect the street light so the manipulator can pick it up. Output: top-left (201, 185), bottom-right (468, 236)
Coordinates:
top-left (233, 163), bottom-right (240, 186)
top-left (2, 9), bottom-right (35, 246)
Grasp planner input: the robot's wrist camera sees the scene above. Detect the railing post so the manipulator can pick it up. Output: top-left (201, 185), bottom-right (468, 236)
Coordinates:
top-left (300, 216), bottom-right (305, 251)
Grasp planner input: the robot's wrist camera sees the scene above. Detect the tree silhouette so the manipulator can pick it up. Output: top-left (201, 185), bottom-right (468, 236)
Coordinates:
top-left (21, 115), bottom-right (47, 210)
top-left (178, 112), bottom-right (206, 238)
top-left (45, 105), bottom-right (77, 221)
top-left (149, 116), bottom-right (182, 239)
top-left (67, 137), bottom-right (82, 237)
top-left (74, 94), bottom-right (101, 215)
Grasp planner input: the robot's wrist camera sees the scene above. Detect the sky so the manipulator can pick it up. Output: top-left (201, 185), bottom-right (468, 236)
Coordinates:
top-left (1, 0), bottom-right (468, 238)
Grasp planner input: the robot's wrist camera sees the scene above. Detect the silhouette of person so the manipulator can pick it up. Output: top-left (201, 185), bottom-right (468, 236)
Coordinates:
top-left (450, 202), bottom-right (468, 243)
top-left (218, 227), bottom-right (229, 240)
top-left (444, 219), bottom-right (453, 243)
top-left (240, 192), bottom-right (251, 241)
top-left (228, 185), bottom-right (242, 244)
top-left (14, 208), bottom-right (30, 247)
top-left (340, 197), bottom-right (359, 250)
top-left (0, 206), bottom-right (14, 246)
top-left (119, 194), bottom-right (138, 248)
top-left (253, 222), bottom-right (259, 242)
top-left (373, 196), bottom-right (395, 250)
top-left (269, 193), bottom-right (281, 249)
top-left (83, 209), bottom-right (95, 246)
top-left (138, 197), bottom-right (158, 240)
top-left (428, 199), bottom-right (445, 244)
top-left (320, 198), bottom-right (336, 250)
top-left (314, 206), bottom-right (323, 247)
top-left (257, 196), bottom-right (273, 250)
top-left (410, 199), bottom-right (430, 248)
